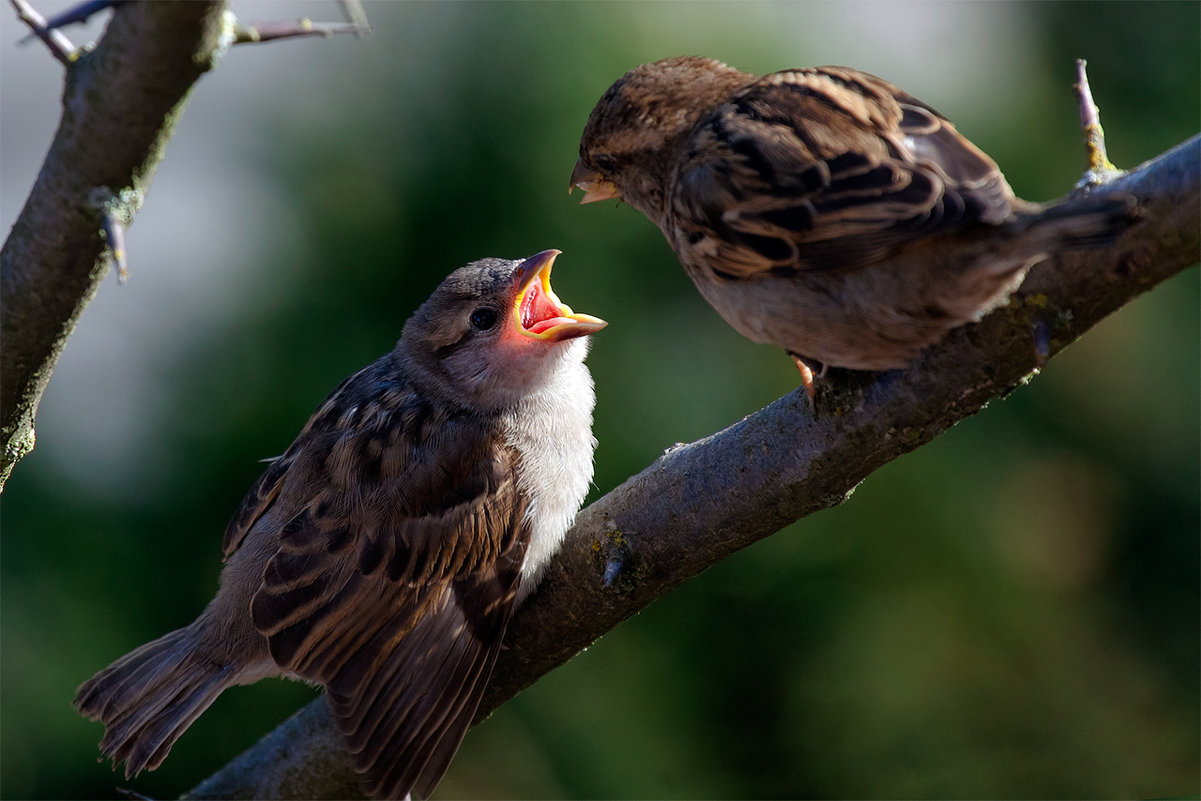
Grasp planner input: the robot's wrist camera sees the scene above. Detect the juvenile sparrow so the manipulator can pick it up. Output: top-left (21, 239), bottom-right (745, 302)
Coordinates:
top-left (74, 250), bottom-right (606, 800)
top-left (571, 56), bottom-right (1131, 392)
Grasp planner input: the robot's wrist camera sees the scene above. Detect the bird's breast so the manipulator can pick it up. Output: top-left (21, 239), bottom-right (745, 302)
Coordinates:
top-left (503, 359), bottom-right (598, 601)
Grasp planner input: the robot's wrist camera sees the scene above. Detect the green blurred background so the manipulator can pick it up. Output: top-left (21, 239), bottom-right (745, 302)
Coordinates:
top-left (2, 2), bottom-right (1198, 798)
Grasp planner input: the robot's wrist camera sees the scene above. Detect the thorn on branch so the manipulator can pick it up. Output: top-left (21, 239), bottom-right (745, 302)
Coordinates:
top-left (9, 0), bottom-right (80, 65)
top-left (89, 186), bottom-right (139, 283)
top-left (602, 555), bottom-right (625, 587)
top-left (1074, 58), bottom-right (1122, 188)
top-left (101, 211), bottom-right (128, 284)
top-left (1032, 320), bottom-right (1051, 368)
top-left (595, 528), bottom-right (636, 589)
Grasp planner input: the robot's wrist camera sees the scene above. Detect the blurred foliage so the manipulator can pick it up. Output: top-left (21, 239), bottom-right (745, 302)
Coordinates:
top-left (2, 2), bottom-right (1198, 799)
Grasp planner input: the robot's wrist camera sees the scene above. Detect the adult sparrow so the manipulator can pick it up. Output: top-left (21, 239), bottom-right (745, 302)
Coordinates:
top-left (571, 56), bottom-right (1131, 393)
top-left (74, 250), bottom-right (606, 800)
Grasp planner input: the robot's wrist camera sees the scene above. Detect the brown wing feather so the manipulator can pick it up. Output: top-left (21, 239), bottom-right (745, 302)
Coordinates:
top-left (250, 444), bottom-right (524, 676)
top-left (232, 353), bottom-right (527, 799)
top-left (220, 449), bottom-right (293, 558)
top-left (330, 548), bottom-right (527, 800)
top-left (670, 66), bottom-right (1015, 277)
top-left (221, 371), bottom-right (364, 557)
top-left (252, 472), bottom-right (527, 800)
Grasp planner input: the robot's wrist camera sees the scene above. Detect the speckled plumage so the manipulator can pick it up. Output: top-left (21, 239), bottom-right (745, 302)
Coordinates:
top-left (74, 252), bottom-right (605, 800)
top-left (573, 56), bottom-right (1132, 373)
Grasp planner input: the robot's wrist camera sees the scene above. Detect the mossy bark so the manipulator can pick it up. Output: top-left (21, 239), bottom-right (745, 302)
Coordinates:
top-left (0, 0), bottom-right (229, 488)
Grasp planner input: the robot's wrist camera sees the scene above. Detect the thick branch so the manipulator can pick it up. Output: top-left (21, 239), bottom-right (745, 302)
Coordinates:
top-left (187, 138), bottom-right (1200, 800)
top-left (0, 0), bottom-right (229, 488)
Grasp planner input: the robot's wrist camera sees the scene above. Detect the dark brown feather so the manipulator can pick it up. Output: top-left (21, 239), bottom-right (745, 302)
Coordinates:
top-left (220, 371), bottom-right (363, 556)
top-left (327, 542), bottom-right (527, 800)
top-left (75, 253), bottom-right (603, 801)
top-left (222, 350), bottom-right (531, 799)
top-left (575, 56), bottom-right (1132, 372)
top-left (669, 66), bottom-right (1015, 277)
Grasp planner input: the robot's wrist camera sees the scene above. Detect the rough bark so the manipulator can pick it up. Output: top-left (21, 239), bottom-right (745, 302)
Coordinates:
top-left (186, 136), bottom-right (1200, 800)
top-left (0, 0), bottom-right (228, 488)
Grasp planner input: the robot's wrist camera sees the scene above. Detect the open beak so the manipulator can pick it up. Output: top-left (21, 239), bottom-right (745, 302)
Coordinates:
top-left (512, 250), bottom-right (607, 342)
top-left (569, 158), bottom-right (619, 204)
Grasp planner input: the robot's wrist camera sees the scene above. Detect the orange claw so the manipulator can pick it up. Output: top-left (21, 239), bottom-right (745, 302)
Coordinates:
top-left (791, 354), bottom-right (817, 413)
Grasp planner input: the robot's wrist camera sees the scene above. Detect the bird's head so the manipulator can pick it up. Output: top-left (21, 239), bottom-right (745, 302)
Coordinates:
top-left (570, 56), bottom-right (748, 221)
top-left (401, 250), bottom-right (606, 412)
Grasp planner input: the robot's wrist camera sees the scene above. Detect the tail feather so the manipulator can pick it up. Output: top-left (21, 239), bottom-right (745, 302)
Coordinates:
top-left (75, 625), bottom-right (236, 779)
top-left (1018, 193), bottom-right (1137, 250)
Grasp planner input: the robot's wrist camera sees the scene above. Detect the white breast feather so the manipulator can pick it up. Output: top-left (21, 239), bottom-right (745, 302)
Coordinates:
top-left (505, 340), bottom-right (597, 601)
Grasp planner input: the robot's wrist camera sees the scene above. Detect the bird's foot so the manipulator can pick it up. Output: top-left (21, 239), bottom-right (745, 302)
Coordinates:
top-left (789, 353), bottom-right (827, 413)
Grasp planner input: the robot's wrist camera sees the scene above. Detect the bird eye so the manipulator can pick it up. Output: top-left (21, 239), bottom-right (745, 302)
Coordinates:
top-left (593, 153), bottom-right (617, 172)
top-left (469, 307), bottom-right (498, 331)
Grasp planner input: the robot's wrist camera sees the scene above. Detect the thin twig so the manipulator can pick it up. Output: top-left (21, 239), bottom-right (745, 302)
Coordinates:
top-left (18, 0), bottom-right (124, 42)
top-left (9, 0), bottom-right (77, 65)
top-left (337, 0), bottom-right (371, 39)
top-left (232, 18), bottom-right (370, 45)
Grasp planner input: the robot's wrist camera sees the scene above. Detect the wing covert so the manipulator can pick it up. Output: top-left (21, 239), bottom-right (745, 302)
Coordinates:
top-left (233, 354), bottom-right (529, 799)
top-left (669, 66), bottom-right (1015, 277)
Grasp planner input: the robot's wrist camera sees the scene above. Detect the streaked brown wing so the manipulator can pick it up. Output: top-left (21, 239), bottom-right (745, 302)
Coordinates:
top-left (670, 66), bottom-right (1015, 277)
top-left (248, 440), bottom-right (526, 679)
top-left (229, 353), bottom-right (529, 799)
top-left (221, 370), bottom-right (362, 557)
top-left (249, 444), bottom-right (529, 800)
top-left (329, 552), bottom-right (526, 799)
top-left (221, 456), bottom-right (290, 558)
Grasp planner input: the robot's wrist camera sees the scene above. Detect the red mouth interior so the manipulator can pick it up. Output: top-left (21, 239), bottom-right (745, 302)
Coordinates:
top-left (521, 281), bottom-right (573, 334)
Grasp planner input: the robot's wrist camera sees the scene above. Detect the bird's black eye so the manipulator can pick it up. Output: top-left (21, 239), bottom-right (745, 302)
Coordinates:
top-left (469, 307), bottom-right (499, 331)
top-left (593, 153), bottom-right (617, 172)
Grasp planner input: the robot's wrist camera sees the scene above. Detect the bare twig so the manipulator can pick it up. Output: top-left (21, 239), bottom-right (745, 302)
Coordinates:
top-left (232, 16), bottom-right (370, 45)
top-left (337, 0), bottom-right (371, 39)
top-left (20, 0), bottom-right (125, 38)
top-left (9, 0), bottom-right (78, 64)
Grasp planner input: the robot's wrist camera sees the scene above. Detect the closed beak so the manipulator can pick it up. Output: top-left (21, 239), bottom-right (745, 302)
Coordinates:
top-left (569, 158), bottom-right (619, 204)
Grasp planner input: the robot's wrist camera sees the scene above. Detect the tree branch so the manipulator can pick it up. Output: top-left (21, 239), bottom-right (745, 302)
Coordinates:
top-left (186, 137), bottom-right (1200, 800)
top-left (0, 0), bottom-right (230, 488)
top-left (0, 0), bottom-right (370, 489)
top-left (10, 0), bottom-right (81, 64)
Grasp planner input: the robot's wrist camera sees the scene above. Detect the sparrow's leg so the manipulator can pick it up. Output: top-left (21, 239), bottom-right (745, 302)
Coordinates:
top-left (789, 352), bottom-right (827, 412)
